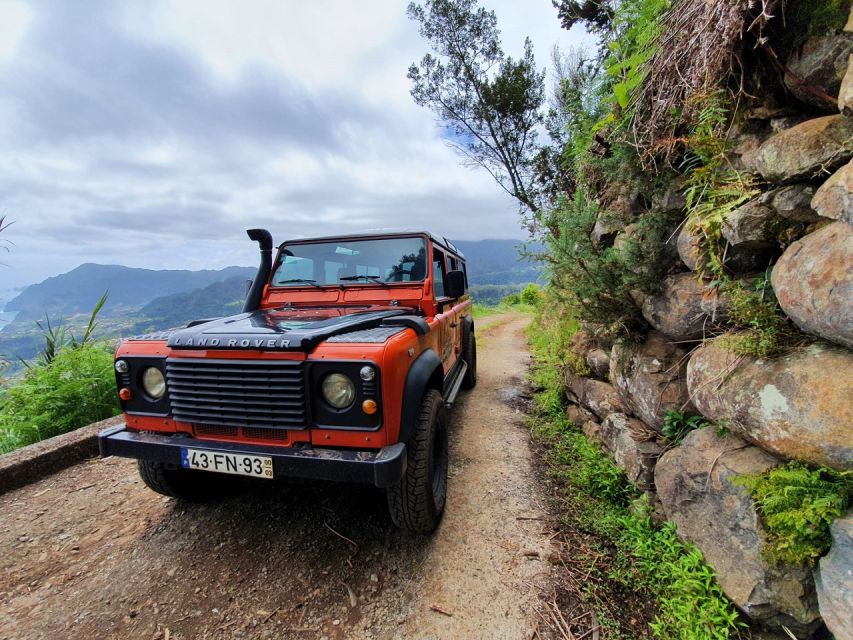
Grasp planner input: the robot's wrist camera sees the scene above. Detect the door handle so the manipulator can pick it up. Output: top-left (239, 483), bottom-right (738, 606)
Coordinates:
top-left (450, 322), bottom-right (459, 328)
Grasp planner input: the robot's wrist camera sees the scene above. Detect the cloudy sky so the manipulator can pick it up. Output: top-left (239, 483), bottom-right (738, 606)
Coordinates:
top-left (0, 0), bottom-right (590, 292)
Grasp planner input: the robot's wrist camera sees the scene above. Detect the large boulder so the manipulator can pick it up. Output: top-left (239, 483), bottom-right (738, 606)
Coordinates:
top-left (750, 115), bottom-right (853, 183)
top-left (641, 273), bottom-right (722, 342)
top-left (609, 331), bottom-right (696, 431)
top-left (771, 221), bottom-right (853, 348)
top-left (814, 513), bottom-right (853, 640)
top-left (596, 413), bottom-right (661, 492)
top-left (687, 339), bottom-right (853, 470)
top-left (811, 160), bottom-right (852, 224)
top-left (655, 428), bottom-right (822, 634)
top-left (721, 199), bottom-right (783, 249)
top-left (761, 183), bottom-right (820, 223)
top-left (585, 348), bottom-right (611, 380)
top-left (786, 34), bottom-right (853, 110)
top-left (677, 223), bottom-right (770, 273)
top-left (839, 54), bottom-right (853, 115)
top-left (566, 403), bottom-right (597, 427)
top-left (564, 373), bottom-right (628, 420)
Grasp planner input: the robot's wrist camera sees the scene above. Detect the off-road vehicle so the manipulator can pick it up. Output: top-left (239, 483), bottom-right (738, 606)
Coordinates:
top-left (99, 230), bottom-right (476, 532)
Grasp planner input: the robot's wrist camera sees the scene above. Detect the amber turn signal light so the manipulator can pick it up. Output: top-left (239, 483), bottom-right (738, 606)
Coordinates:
top-left (362, 399), bottom-right (378, 415)
top-left (119, 388), bottom-right (133, 401)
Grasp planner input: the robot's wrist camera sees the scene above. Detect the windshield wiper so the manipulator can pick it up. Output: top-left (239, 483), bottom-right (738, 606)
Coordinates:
top-left (278, 278), bottom-right (321, 288)
top-left (339, 275), bottom-right (389, 288)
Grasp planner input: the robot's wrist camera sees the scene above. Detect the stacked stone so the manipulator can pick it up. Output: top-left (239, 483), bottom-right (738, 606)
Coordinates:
top-left (563, 20), bottom-right (853, 640)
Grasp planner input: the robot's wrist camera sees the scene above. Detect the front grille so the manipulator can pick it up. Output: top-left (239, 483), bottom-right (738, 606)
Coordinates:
top-left (166, 358), bottom-right (307, 429)
top-left (194, 424), bottom-right (239, 438)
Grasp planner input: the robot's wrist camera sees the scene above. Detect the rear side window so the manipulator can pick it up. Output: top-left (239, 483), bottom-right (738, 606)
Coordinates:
top-left (433, 248), bottom-right (447, 298)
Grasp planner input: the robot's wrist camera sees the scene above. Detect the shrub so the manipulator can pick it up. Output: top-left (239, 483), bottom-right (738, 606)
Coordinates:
top-left (0, 342), bottom-right (119, 453)
top-left (519, 283), bottom-right (543, 306)
top-left (662, 410), bottom-right (709, 445)
top-left (734, 462), bottom-right (853, 566)
top-left (720, 272), bottom-right (798, 358)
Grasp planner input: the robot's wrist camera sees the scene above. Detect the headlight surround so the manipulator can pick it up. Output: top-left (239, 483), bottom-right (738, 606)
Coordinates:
top-left (141, 366), bottom-right (166, 400)
top-left (321, 372), bottom-right (356, 409)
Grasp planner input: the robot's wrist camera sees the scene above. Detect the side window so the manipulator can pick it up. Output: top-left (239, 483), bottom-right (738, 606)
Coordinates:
top-left (461, 262), bottom-right (468, 291)
top-left (433, 248), bottom-right (446, 298)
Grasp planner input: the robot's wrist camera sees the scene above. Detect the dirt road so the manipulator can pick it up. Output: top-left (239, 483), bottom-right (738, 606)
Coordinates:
top-left (0, 314), bottom-right (554, 640)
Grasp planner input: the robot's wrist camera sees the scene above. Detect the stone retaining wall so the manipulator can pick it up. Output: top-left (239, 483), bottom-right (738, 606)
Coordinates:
top-left (559, 19), bottom-right (853, 640)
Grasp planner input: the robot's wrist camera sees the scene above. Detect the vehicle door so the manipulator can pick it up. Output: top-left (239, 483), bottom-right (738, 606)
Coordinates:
top-left (432, 246), bottom-right (456, 373)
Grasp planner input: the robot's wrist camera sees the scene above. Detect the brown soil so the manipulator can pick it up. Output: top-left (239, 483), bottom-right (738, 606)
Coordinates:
top-left (0, 313), bottom-right (557, 640)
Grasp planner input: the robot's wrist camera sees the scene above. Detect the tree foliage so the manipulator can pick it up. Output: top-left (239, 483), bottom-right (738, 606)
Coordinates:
top-left (407, 0), bottom-right (546, 214)
top-left (553, 0), bottom-right (617, 34)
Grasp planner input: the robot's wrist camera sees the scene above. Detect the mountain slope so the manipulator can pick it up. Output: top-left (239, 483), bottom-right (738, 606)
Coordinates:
top-left (4, 264), bottom-right (256, 320)
top-left (454, 239), bottom-right (543, 285)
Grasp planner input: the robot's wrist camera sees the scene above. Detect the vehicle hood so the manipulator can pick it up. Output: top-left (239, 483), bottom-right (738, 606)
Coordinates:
top-left (163, 305), bottom-right (413, 352)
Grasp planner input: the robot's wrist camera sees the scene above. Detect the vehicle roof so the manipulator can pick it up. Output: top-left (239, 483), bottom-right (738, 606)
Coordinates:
top-left (279, 230), bottom-right (465, 259)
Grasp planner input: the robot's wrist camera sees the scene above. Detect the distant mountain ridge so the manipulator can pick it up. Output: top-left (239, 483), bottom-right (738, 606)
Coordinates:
top-left (4, 263), bottom-right (256, 320)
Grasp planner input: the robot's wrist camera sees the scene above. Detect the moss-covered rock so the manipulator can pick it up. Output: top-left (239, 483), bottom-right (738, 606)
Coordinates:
top-left (771, 221), bottom-right (853, 347)
top-left (811, 160), bottom-right (852, 223)
top-left (750, 115), bottom-right (853, 183)
top-left (687, 339), bottom-right (853, 470)
top-left (655, 428), bottom-right (822, 634)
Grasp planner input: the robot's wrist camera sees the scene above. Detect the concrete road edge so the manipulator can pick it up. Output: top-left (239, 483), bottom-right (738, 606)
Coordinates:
top-left (0, 415), bottom-right (123, 496)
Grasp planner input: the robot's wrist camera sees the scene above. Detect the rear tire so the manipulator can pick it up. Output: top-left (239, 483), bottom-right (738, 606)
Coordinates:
top-left (461, 333), bottom-right (477, 390)
top-left (137, 460), bottom-right (224, 501)
top-left (387, 389), bottom-right (448, 532)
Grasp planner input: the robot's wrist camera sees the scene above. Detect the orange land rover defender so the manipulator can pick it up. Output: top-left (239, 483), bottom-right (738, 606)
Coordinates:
top-left (99, 230), bottom-right (476, 532)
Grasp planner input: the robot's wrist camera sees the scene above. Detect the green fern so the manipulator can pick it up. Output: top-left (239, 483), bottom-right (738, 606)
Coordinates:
top-left (735, 462), bottom-right (853, 566)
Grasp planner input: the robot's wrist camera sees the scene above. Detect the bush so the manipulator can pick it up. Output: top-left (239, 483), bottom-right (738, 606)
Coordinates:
top-left (719, 272), bottom-right (798, 358)
top-left (662, 410), bottom-right (709, 445)
top-left (734, 462), bottom-right (853, 566)
top-left (0, 342), bottom-right (119, 453)
top-left (520, 283), bottom-right (543, 306)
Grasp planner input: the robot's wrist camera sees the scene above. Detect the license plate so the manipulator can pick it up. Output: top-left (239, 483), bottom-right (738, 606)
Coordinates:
top-left (180, 447), bottom-right (274, 479)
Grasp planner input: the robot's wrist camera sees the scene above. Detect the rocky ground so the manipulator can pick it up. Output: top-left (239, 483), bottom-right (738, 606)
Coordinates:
top-left (0, 313), bottom-right (558, 640)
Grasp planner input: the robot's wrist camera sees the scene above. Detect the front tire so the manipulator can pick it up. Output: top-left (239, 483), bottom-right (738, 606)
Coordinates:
top-left (387, 389), bottom-right (448, 532)
top-left (137, 460), bottom-right (224, 501)
top-left (461, 333), bottom-right (477, 390)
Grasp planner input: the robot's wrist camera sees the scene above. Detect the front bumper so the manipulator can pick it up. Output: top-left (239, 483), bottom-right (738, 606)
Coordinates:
top-left (98, 424), bottom-right (407, 488)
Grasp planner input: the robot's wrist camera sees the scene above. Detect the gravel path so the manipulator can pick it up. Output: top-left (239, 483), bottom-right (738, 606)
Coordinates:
top-left (0, 313), bottom-right (553, 640)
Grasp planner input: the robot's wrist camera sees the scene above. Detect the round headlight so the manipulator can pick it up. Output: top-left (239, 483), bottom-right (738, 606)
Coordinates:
top-left (359, 365), bottom-right (375, 381)
top-left (141, 367), bottom-right (166, 400)
top-left (322, 373), bottom-right (355, 409)
top-left (115, 359), bottom-right (129, 373)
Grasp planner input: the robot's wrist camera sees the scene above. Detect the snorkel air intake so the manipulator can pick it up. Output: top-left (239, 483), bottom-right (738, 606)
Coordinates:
top-left (242, 229), bottom-right (273, 313)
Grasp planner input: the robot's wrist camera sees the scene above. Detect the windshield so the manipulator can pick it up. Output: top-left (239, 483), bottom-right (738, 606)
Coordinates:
top-left (271, 237), bottom-right (428, 287)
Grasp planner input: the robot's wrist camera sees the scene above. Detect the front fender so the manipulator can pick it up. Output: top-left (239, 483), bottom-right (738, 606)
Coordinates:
top-left (399, 348), bottom-right (443, 444)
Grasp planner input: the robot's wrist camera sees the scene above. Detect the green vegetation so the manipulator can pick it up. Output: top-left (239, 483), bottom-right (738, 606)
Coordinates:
top-left (0, 295), bottom-right (119, 454)
top-left (719, 272), bottom-right (798, 358)
top-left (735, 462), bottom-right (853, 566)
top-left (0, 342), bottom-right (119, 453)
top-left (662, 410), bottom-right (710, 445)
top-left (472, 284), bottom-right (542, 319)
top-left (528, 306), bottom-right (744, 639)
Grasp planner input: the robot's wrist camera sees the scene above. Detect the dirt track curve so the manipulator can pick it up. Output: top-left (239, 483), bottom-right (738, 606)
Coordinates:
top-left (0, 313), bottom-right (554, 640)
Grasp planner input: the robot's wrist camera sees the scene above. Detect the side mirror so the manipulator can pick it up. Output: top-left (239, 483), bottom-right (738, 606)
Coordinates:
top-left (445, 270), bottom-right (465, 299)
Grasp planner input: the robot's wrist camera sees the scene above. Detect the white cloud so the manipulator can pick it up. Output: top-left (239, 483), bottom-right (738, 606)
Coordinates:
top-left (0, 0), bottom-right (32, 63)
top-left (0, 1), bottom-right (591, 293)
